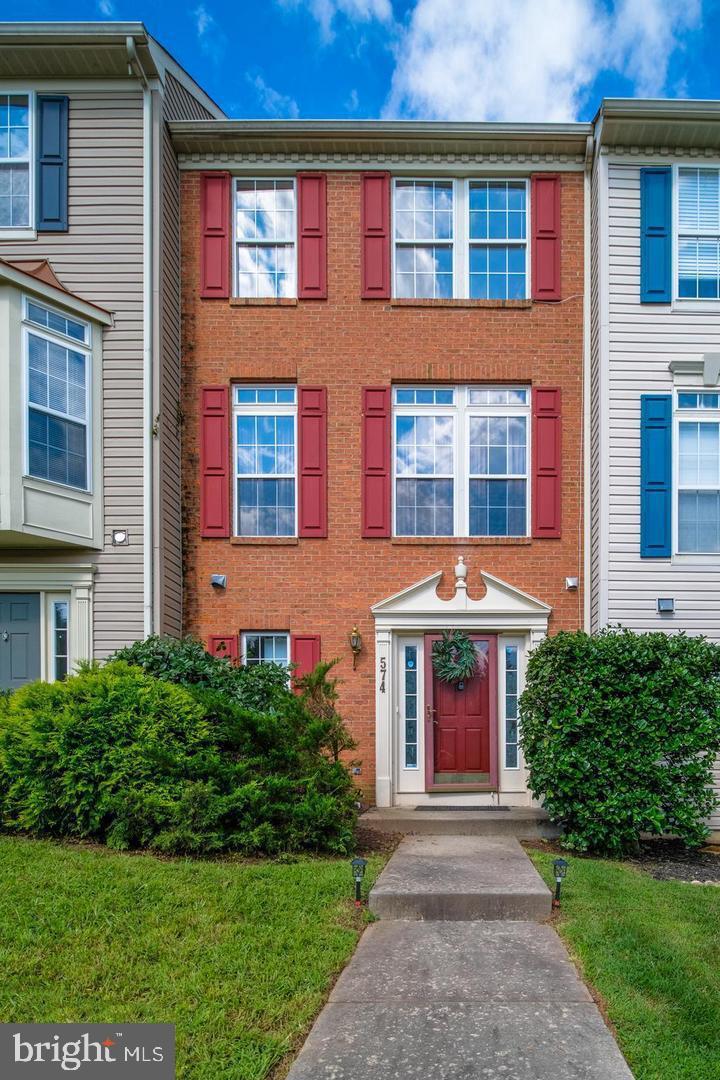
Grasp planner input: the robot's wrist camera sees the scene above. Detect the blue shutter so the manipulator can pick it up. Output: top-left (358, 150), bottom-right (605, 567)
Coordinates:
top-left (640, 394), bottom-right (672, 557)
top-left (36, 95), bottom-right (68, 232)
top-left (640, 168), bottom-right (671, 303)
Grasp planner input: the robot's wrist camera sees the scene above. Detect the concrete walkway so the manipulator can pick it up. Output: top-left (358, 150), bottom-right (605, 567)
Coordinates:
top-left (286, 836), bottom-right (633, 1080)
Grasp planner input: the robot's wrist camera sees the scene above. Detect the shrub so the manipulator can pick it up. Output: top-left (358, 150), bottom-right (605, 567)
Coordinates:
top-left (520, 629), bottom-right (720, 854)
top-left (0, 661), bottom-right (357, 856)
top-left (296, 659), bottom-right (357, 763)
top-left (112, 635), bottom-right (290, 713)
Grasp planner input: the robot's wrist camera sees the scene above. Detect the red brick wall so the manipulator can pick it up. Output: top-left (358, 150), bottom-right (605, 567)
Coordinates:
top-left (181, 169), bottom-right (585, 800)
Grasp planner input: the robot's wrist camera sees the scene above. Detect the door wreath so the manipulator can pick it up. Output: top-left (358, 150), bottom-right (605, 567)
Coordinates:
top-left (431, 630), bottom-right (486, 685)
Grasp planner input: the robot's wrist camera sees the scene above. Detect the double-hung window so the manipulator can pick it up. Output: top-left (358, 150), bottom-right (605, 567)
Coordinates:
top-left (234, 178), bottom-right (296, 298)
top-left (0, 93), bottom-right (31, 229)
top-left (24, 299), bottom-right (90, 491)
top-left (392, 179), bottom-right (529, 300)
top-left (393, 386), bottom-right (530, 537)
top-left (677, 168), bottom-right (720, 299)
top-left (234, 385), bottom-right (297, 537)
top-left (242, 632), bottom-right (290, 668)
top-left (676, 391), bottom-right (720, 553)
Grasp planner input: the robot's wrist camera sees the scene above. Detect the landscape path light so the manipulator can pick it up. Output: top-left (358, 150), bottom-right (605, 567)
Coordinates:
top-left (351, 857), bottom-right (367, 906)
top-left (552, 857), bottom-right (568, 909)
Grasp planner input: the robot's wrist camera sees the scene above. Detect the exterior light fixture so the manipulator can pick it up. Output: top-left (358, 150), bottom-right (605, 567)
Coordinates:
top-left (351, 856), bottom-right (368, 906)
top-left (349, 625), bottom-right (362, 669)
top-left (552, 857), bottom-right (568, 909)
top-left (111, 529), bottom-right (129, 546)
top-left (657, 597), bottom-right (675, 614)
top-left (210, 574), bottom-right (227, 589)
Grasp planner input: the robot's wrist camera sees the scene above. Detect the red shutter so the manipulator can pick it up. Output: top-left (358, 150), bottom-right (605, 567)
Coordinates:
top-left (298, 386), bottom-right (328, 537)
top-left (200, 171), bottom-right (230, 299)
top-left (200, 385), bottom-right (231, 538)
top-left (208, 635), bottom-right (238, 662)
top-left (361, 172), bottom-right (391, 299)
top-left (531, 174), bottom-right (561, 301)
top-left (532, 388), bottom-right (561, 538)
top-left (297, 173), bottom-right (327, 299)
top-left (361, 386), bottom-right (391, 537)
top-left (291, 634), bottom-right (321, 686)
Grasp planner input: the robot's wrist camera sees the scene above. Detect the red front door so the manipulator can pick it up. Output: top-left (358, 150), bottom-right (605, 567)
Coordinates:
top-left (425, 634), bottom-right (498, 789)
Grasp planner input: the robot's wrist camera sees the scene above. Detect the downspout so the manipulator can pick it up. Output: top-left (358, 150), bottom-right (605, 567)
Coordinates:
top-left (127, 37), bottom-right (154, 638)
top-left (582, 133), bottom-right (594, 631)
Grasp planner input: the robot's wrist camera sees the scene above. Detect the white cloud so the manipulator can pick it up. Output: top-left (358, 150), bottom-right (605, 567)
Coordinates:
top-left (279, 0), bottom-right (393, 41)
top-left (248, 74), bottom-right (300, 119)
top-left (192, 4), bottom-right (226, 63)
top-left (97, 0), bottom-right (115, 14)
top-left (384, 0), bottom-right (702, 122)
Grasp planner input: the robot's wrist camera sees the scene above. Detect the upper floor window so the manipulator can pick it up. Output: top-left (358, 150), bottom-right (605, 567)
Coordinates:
top-left (234, 179), bottom-right (296, 298)
top-left (234, 385), bottom-right (296, 536)
top-left (393, 179), bottom-right (529, 301)
top-left (24, 298), bottom-right (90, 491)
top-left (0, 93), bottom-right (31, 229)
top-left (676, 391), bottom-right (720, 553)
top-left (393, 385), bottom-right (530, 537)
top-left (677, 168), bottom-right (720, 300)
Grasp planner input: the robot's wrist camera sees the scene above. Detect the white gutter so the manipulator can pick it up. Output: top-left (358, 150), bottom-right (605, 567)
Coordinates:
top-left (127, 35), bottom-right (154, 639)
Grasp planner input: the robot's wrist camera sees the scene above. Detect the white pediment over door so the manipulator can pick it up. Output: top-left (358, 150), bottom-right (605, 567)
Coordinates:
top-left (371, 558), bottom-right (551, 634)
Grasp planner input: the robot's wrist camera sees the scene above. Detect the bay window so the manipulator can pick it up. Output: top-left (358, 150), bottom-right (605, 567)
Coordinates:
top-left (393, 386), bottom-right (530, 537)
top-left (234, 385), bottom-right (297, 537)
top-left (393, 178), bottom-right (529, 300)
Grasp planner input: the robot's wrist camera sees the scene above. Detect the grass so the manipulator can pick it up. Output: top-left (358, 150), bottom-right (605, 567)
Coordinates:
top-left (529, 848), bottom-right (720, 1080)
top-left (0, 837), bottom-right (386, 1080)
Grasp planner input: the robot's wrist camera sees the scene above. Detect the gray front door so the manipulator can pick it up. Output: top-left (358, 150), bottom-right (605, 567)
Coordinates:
top-left (0, 593), bottom-right (41, 691)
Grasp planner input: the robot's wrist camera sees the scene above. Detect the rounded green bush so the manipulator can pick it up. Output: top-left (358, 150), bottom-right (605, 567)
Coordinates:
top-left (0, 660), bottom-right (357, 856)
top-left (520, 629), bottom-right (720, 853)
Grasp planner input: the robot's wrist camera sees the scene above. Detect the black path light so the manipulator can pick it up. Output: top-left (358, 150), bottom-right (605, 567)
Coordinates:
top-left (351, 857), bottom-right (368, 906)
top-left (552, 857), bottom-right (569, 909)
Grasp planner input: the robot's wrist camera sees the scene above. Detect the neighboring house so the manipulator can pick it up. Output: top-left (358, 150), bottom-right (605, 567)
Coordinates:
top-left (175, 120), bottom-right (589, 807)
top-left (589, 99), bottom-right (720, 839)
top-left (0, 22), bottom-right (223, 689)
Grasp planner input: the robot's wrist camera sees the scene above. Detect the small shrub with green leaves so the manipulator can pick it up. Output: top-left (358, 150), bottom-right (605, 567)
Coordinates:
top-left (0, 659), bottom-right (357, 856)
top-left (520, 628), bottom-right (720, 853)
top-left (295, 658), bottom-right (357, 763)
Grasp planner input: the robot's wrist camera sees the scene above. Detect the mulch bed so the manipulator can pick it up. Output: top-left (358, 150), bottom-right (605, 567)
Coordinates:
top-left (524, 837), bottom-right (720, 884)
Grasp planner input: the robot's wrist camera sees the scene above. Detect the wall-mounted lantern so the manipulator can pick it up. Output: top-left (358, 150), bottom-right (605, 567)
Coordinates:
top-left (349, 625), bottom-right (362, 669)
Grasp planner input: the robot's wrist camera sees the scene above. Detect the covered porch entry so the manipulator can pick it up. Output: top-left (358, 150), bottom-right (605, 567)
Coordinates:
top-left (371, 557), bottom-right (550, 808)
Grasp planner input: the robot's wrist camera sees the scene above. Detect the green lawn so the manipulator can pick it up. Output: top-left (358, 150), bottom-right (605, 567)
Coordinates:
top-left (0, 837), bottom-right (386, 1080)
top-left (529, 848), bottom-right (720, 1080)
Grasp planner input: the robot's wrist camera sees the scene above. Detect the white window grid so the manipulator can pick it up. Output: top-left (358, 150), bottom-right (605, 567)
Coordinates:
top-left (0, 90), bottom-right (33, 233)
top-left (392, 385), bottom-right (531, 537)
top-left (402, 642), bottom-right (420, 769)
top-left (499, 638), bottom-right (523, 771)
top-left (673, 163), bottom-right (720, 302)
top-left (22, 297), bottom-right (92, 493)
top-left (392, 178), bottom-right (530, 300)
top-left (241, 632), bottom-right (290, 667)
top-left (232, 177), bottom-right (297, 299)
top-left (232, 384), bottom-right (298, 538)
top-left (673, 390), bottom-right (720, 555)
top-left (52, 599), bottom-right (70, 682)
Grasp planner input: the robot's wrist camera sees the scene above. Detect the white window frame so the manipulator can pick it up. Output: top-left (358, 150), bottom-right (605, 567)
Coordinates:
top-left (0, 89), bottom-right (35, 239)
top-left (500, 639), bottom-right (522, 771)
top-left (391, 178), bottom-right (530, 300)
top-left (49, 595), bottom-right (70, 682)
top-left (673, 389), bottom-right (720, 555)
top-left (392, 385), bottom-right (531, 538)
top-left (673, 162), bottom-right (720, 304)
top-left (232, 176), bottom-right (297, 299)
top-left (22, 296), bottom-right (92, 494)
top-left (232, 384), bottom-right (298, 538)
top-left (241, 631), bottom-right (290, 668)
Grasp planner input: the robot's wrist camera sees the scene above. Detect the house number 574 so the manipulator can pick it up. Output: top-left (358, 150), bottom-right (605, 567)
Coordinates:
top-left (379, 657), bottom-right (387, 693)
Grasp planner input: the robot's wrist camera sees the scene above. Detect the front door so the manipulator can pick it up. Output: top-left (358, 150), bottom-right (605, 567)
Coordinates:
top-left (425, 634), bottom-right (498, 790)
top-left (0, 593), bottom-right (41, 691)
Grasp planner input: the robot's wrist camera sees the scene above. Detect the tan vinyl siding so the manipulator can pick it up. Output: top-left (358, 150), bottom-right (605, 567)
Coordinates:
top-left (156, 105), bottom-right (183, 636)
top-left (163, 72), bottom-right (215, 122)
top-left (0, 89), bottom-right (145, 656)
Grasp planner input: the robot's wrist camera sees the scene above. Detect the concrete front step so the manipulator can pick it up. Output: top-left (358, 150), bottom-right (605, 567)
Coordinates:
top-left (369, 835), bottom-right (552, 921)
top-left (361, 806), bottom-right (561, 839)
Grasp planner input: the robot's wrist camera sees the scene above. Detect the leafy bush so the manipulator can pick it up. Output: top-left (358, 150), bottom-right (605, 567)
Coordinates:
top-left (0, 660), bottom-right (357, 856)
top-left (520, 629), bottom-right (720, 853)
top-left (112, 635), bottom-right (291, 713)
top-left (296, 659), bottom-right (357, 763)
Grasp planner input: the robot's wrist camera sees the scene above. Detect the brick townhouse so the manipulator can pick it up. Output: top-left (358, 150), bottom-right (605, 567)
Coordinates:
top-left (175, 121), bottom-right (589, 807)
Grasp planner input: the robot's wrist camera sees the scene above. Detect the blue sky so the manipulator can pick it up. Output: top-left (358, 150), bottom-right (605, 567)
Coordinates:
top-left (10, 0), bottom-right (720, 122)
